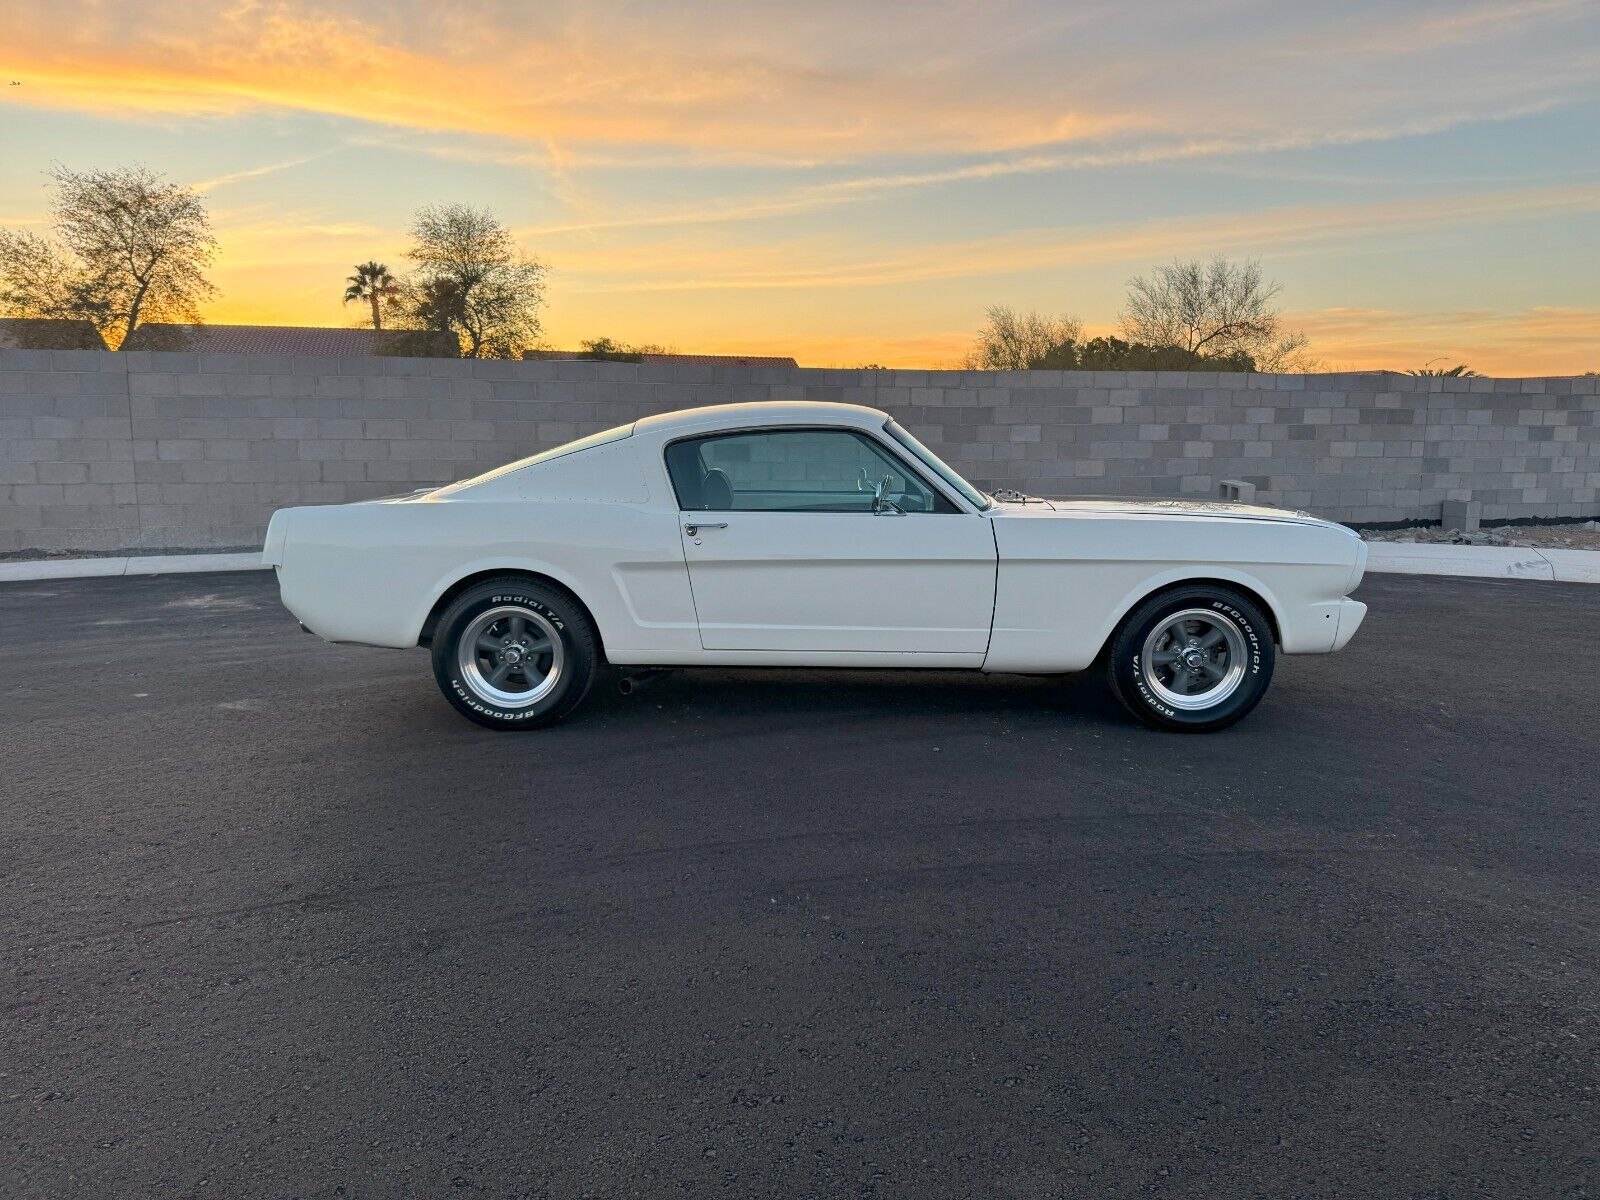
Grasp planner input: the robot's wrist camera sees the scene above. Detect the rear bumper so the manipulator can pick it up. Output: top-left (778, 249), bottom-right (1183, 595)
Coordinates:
top-left (1331, 597), bottom-right (1367, 651)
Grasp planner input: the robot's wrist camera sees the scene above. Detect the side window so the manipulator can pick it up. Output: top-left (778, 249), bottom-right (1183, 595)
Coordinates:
top-left (665, 428), bottom-right (955, 513)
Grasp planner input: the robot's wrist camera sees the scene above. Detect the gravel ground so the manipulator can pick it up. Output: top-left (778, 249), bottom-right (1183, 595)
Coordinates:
top-left (1360, 520), bottom-right (1600, 549)
top-left (4, 571), bottom-right (1600, 1198)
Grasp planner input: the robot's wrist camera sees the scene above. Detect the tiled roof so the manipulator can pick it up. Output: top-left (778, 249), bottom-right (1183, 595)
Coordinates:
top-left (122, 324), bottom-right (459, 357)
top-left (0, 318), bottom-right (109, 351)
top-left (524, 349), bottom-right (799, 367)
top-left (641, 353), bottom-right (798, 367)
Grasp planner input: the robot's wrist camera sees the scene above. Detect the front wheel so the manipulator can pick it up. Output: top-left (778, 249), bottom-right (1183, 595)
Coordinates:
top-left (431, 577), bottom-right (598, 730)
top-left (1106, 585), bottom-right (1275, 732)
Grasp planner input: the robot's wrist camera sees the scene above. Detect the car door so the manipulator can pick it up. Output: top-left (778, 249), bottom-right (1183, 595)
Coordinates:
top-left (665, 426), bottom-right (997, 653)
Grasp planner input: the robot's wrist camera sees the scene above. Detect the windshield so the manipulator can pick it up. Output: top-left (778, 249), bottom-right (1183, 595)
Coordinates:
top-left (884, 419), bottom-right (991, 511)
top-left (430, 422), bottom-right (635, 496)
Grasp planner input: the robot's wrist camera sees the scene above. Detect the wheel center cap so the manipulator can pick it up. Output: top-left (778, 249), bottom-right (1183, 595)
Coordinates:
top-left (503, 645), bottom-right (524, 664)
top-left (1181, 647), bottom-right (1204, 669)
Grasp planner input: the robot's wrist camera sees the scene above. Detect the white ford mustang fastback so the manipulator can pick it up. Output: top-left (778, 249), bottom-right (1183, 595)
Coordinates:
top-left (264, 401), bottom-right (1367, 732)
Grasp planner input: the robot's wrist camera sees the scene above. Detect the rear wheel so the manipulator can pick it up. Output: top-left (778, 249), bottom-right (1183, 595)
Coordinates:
top-left (1106, 585), bottom-right (1274, 732)
top-left (430, 577), bottom-right (598, 730)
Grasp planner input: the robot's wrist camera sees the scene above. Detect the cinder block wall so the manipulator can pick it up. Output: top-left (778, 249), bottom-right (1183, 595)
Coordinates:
top-left (2, 349), bottom-right (1597, 554)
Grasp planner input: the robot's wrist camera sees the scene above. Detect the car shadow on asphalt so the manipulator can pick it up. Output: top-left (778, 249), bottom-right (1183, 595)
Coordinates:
top-left (507, 665), bottom-right (1135, 736)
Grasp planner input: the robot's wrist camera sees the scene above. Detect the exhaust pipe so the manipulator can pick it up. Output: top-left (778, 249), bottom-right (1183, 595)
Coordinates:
top-left (617, 668), bottom-right (672, 696)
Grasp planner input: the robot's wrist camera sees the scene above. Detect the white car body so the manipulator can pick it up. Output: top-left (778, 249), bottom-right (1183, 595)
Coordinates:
top-left (264, 401), bottom-right (1367, 673)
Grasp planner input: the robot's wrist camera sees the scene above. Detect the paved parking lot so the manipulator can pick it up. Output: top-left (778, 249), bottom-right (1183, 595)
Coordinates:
top-left (4, 571), bottom-right (1598, 1197)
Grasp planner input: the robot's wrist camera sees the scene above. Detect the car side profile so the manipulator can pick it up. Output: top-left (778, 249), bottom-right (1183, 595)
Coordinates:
top-left (264, 401), bottom-right (1367, 732)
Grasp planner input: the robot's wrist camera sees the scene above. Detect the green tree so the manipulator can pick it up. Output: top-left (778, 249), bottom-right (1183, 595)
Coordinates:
top-left (0, 164), bottom-right (217, 347)
top-left (405, 277), bottom-right (466, 336)
top-left (1029, 334), bottom-right (1256, 372)
top-left (577, 336), bottom-right (668, 362)
top-left (343, 261), bottom-right (400, 331)
top-left (403, 204), bottom-right (545, 358)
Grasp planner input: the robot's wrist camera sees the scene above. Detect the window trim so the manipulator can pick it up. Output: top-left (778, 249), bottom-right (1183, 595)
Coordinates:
top-left (661, 424), bottom-right (973, 515)
top-left (883, 418), bottom-right (993, 512)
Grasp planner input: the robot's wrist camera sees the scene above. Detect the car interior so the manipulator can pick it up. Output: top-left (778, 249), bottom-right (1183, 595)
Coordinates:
top-left (665, 428), bottom-right (955, 514)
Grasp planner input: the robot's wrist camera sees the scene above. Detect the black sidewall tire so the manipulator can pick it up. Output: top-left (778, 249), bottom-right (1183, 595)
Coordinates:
top-left (431, 578), bottom-right (597, 730)
top-left (1107, 586), bottom-right (1275, 733)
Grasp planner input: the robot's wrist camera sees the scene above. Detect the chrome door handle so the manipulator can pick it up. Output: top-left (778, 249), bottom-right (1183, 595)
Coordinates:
top-left (683, 522), bottom-right (728, 536)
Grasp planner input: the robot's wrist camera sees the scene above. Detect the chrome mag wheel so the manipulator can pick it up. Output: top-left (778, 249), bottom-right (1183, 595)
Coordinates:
top-left (1139, 607), bottom-right (1248, 711)
top-left (455, 604), bottom-right (565, 709)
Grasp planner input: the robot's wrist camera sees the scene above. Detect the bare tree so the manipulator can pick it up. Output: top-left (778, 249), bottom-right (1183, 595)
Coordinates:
top-left (0, 164), bottom-right (217, 347)
top-left (1120, 256), bottom-right (1311, 369)
top-left (0, 230), bottom-right (110, 328)
top-left (1255, 331), bottom-right (1324, 373)
top-left (963, 306), bottom-right (1083, 370)
top-left (403, 205), bottom-right (545, 358)
top-left (343, 261), bottom-right (401, 330)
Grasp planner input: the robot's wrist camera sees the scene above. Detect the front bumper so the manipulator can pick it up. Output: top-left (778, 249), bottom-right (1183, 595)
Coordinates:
top-left (1331, 597), bottom-right (1367, 651)
top-left (262, 508), bottom-right (291, 568)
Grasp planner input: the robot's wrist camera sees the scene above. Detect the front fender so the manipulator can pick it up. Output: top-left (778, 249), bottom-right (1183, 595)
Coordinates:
top-left (983, 508), bottom-right (1362, 673)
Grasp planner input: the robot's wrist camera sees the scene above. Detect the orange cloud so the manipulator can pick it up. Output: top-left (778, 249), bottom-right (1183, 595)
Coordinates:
top-left (0, 2), bottom-right (1132, 160)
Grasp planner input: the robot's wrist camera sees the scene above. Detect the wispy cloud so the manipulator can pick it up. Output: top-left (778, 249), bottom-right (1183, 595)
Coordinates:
top-left (1293, 0), bottom-right (1594, 56)
top-left (193, 151), bottom-right (332, 192)
top-left (525, 102), bottom-right (1574, 238)
top-left (551, 183), bottom-right (1600, 293)
top-left (6, 0), bottom-right (1594, 168)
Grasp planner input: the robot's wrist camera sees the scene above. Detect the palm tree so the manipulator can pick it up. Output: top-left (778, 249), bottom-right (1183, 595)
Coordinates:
top-left (1406, 360), bottom-right (1478, 377)
top-left (343, 261), bottom-right (400, 331)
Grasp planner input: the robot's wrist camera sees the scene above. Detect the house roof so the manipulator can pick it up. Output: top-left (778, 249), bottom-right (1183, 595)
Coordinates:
top-left (121, 323), bottom-right (459, 357)
top-left (0, 318), bottom-right (109, 351)
top-left (641, 353), bottom-right (798, 367)
top-left (524, 349), bottom-right (799, 368)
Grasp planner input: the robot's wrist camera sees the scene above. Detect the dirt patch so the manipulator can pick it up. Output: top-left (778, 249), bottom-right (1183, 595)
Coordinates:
top-left (1359, 521), bottom-right (1600, 550)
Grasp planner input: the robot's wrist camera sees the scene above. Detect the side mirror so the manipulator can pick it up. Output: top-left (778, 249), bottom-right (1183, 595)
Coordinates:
top-left (871, 475), bottom-right (904, 515)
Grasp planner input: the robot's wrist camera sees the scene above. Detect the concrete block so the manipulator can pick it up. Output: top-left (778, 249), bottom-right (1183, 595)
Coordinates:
top-left (4, 361), bottom-right (1599, 549)
top-left (13, 483), bottom-right (65, 505)
top-left (37, 461), bottom-right (90, 484)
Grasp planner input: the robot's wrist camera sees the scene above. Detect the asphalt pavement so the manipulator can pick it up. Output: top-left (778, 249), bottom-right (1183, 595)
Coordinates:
top-left (3, 571), bottom-right (1597, 1198)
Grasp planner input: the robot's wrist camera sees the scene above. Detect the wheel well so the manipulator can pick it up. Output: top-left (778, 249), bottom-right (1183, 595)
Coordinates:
top-left (1104, 577), bottom-right (1282, 655)
top-left (419, 569), bottom-right (607, 661)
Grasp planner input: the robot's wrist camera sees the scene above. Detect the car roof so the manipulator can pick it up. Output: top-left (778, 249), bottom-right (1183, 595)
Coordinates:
top-left (632, 401), bottom-right (889, 436)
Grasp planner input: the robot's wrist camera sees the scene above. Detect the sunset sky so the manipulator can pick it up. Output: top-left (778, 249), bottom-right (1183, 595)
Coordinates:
top-left (2, 0), bottom-right (1598, 372)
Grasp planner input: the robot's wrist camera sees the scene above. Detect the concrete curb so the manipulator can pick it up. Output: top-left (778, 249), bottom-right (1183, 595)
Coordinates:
top-left (1364, 542), bottom-right (1600, 583)
top-left (0, 552), bottom-right (267, 583)
top-left (3, 544), bottom-right (1598, 585)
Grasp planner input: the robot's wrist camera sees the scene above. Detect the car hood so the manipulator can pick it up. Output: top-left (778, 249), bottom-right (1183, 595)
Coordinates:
top-left (993, 495), bottom-right (1330, 527)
